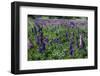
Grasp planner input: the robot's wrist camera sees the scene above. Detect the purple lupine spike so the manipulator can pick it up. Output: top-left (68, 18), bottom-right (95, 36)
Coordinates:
top-left (36, 32), bottom-right (44, 46)
top-left (34, 19), bottom-right (39, 26)
top-left (69, 41), bottom-right (74, 56)
top-left (42, 43), bottom-right (46, 50)
top-left (41, 21), bottom-right (46, 27)
top-left (40, 32), bottom-right (44, 44)
top-left (69, 21), bottom-right (76, 28)
top-left (70, 48), bottom-right (74, 56)
top-left (39, 42), bottom-right (46, 53)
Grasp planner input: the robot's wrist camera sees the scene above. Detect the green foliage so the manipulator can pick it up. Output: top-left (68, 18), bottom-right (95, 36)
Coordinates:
top-left (28, 17), bottom-right (88, 61)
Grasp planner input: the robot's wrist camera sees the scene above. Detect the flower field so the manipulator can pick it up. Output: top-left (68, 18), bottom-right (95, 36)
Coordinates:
top-left (28, 15), bottom-right (88, 61)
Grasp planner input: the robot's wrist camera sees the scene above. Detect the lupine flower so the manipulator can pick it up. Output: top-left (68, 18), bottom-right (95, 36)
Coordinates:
top-left (34, 19), bottom-right (39, 26)
top-left (39, 32), bottom-right (44, 44)
top-left (69, 21), bottom-right (76, 28)
top-left (69, 41), bottom-right (74, 56)
top-left (39, 42), bottom-right (46, 53)
top-left (41, 21), bottom-right (46, 27)
top-left (70, 48), bottom-right (74, 56)
top-left (34, 18), bottom-right (42, 33)
top-left (36, 34), bottom-right (43, 46)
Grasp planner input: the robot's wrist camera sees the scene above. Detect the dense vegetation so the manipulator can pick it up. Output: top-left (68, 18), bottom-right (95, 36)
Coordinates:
top-left (28, 15), bottom-right (88, 61)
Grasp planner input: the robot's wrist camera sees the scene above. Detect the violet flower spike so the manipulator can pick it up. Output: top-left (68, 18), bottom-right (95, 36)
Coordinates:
top-left (39, 42), bottom-right (46, 53)
top-left (70, 41), bottom-right (74, 56)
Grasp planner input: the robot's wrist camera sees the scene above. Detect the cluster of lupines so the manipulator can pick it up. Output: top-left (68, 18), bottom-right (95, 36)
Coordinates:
top-left (32, 17), bottom-right (50, 53)
top-left (37, 20), bottom-right (84, 56)
top-left (34, 18), bottom-right (87, 28)
top-left (70, 32), bottom-right (86, 56)
top-left (29, 17), bottom-right (87, 59)
top-left (66, 26), bottom-right (85, 56)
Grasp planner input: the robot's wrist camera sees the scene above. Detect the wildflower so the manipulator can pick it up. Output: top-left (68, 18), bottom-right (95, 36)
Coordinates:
top-left (69, 41), bottom-right (74, 56)
top-left (69, 21), bottom-right (76, 28)
top-left (39, 42), bottom-right (46, 53)
top-left (70, 48), bottom-right (74, 56)
top-left (41, 21), bottom-right (46, 26)
top-left (34, 19), bottom-right (39, 26)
